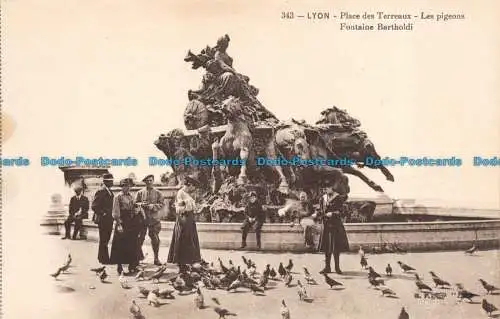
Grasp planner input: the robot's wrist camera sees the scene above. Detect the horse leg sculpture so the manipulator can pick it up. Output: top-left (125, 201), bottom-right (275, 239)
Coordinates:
top-left (266, 140), bottom-right (289, 194)
top-left (341, 166), bottom-right (384, 192)
top-left (237, 146), bottom-right (249, 185)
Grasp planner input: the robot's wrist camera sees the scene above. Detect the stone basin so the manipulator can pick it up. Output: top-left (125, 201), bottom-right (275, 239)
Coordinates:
top-left (41, 215), bottom-right (500, 252)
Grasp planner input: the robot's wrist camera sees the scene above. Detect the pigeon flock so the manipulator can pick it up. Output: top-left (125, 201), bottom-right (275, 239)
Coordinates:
top-left (49, 243), bottom-right (499, 318)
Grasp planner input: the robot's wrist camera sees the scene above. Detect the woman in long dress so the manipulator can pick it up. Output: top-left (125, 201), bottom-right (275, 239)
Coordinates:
top-left (109, 178), bottom-right (142, 274)
top-left (167, 175), bottom-right (202, 273)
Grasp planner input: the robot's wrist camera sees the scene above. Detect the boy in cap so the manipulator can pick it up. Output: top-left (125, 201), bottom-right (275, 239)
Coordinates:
top-left (135, 174), bottom-right (165, 265)
top-left (241, 191), bottom-right (266, 249)
top-left (91, 173), bottom-right (115, 264)
top-left (62, 184), bottom-right (90, 240)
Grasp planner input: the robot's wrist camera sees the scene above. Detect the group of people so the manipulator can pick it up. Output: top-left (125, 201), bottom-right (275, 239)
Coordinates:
top-left (239, 176), bottom-right (351, 274)
top-left (63, 173), bottom-right (203, 275)
top-left (64, 171), bottom-right (351, 275)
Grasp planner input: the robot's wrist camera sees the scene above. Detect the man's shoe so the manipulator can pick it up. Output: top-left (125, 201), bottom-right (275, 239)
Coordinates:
top-left (61, 236), bottom-right (69, 240)
top-left (335, 268), bottom-right (342, 275)
top-left (240, 243), bottom-right (247, 249)
top-left (153, 259), bottom-right (162, 266)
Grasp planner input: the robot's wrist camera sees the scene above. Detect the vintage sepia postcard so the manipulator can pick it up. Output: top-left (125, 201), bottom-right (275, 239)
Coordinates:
top-left (1, 0), bottom-right (499, 318)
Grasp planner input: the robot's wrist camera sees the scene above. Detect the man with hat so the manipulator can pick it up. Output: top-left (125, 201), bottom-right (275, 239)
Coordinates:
top-left (135, 174), bottom-right (165, 265)
top-left (91, 173), bottom-right (115, 264)
top-left (62, 184), bottom-right (90, 240)
top-left (241, 190), bottom-right (266, 249)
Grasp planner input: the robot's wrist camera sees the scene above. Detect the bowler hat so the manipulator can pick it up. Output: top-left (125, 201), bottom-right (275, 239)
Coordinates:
top-left (142, 174), bottom-right (155, 182)
top-left (248, 191), bottom-right (258, 197)
top-left (119, 178), bottom-right (134, 187)
top-left (102, 173), bottom-right (114, 181)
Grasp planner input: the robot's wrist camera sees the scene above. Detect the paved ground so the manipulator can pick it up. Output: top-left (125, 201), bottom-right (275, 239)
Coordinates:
top-left (7, 236), bottom-right (500, 319)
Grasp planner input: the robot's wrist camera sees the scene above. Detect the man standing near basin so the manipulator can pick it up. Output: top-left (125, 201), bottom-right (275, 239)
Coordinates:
top-left (135, 174), bottom-right (165, 265)
top-left (316, 173), bottom-right (350, 274)
top-left (91, 173), bottom-right (115, 264)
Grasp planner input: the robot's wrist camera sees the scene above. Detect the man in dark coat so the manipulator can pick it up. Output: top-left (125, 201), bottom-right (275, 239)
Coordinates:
top-left (241, 191), bottom-right (266, 249)
top-left (91, 173), bottom-right (115, 264)
top-left (316, 173), bottom-right (350, 274)
top-left (62, 185), bottom-right (89, 240)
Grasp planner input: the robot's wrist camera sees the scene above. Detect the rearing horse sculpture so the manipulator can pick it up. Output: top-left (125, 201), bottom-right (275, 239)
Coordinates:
top-left (211, 96), bottom-right (290, 194)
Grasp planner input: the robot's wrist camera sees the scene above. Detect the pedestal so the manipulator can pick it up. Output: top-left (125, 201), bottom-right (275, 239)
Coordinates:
top-left (41, 194), bottom-right (67, 235)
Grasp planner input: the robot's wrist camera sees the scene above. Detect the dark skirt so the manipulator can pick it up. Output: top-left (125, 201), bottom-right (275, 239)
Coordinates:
top-left (110, 212), bottom-right (142, 265)
top-left (317, 217), bottom-right (350, 253)
top-left (167, 211), bottom-right (202, 265)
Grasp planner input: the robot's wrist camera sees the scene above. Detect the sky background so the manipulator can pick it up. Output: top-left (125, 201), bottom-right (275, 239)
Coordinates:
top-left (2, 0), bottom-right (499, 209)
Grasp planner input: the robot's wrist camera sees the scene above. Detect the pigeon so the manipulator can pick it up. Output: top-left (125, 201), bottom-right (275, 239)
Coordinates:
top-left (213, 306), bottom-right (237, 318)
top-left (217, 258), bottom-right (228, 274)
top-left (90, 266), bottom-right (105, 274)
top-left (415, 280), bottom-right (432, 292)
top-left (297, 280), bottom-right (309, 300)
top-left (147, 265), bottom-right (166, 282)
top-left (248, 283), bottom-right (265, 295)
top-left (303, 267), bottom-right (317, 284)
top-left (429, 271), bottom-right (450, 288)
top-left (211, 297), bottom-right (221, 306)
top-left (280, 300), bottom-right (290, 319)
top-left (369, 277), bottom-right (385, 288)
top-left (285, 259), bottom-right (294, 272)
top-left (263, 264), bottom-right (271, 278)
top-left (138, 286), bottom-right (152, 298)
top-left (50, 267), bottom-right (63, 279)
top-left (59, 263), bottom-right (71, 274)
top-left (385, 264), bottom-right (392, 276)
top-left (135, 267), bottom-right (146, 281)
top-left (278, 263), bottom-right (287, 278)
top-left (323, 273), bottom-right (343, 289)
top-left (157, 287), bottom-right (175, 299)
top-left (242, 256), bottom-right (252, 269)
top-left (381, 287), bottom-right (397, 297)
top-left (398, 307), bottom-right (409, 319)
top-left (119, 272), bottom-right (132, 289)
top-left (368, 267), bottom-right (381, 279)
top-left (397, 261), bottom-right (415, 272)
top-left (64, 254), bottom-right (72, 267)
top-left (98, 269), bottom-right (108, 283)
top-left (269, 268), bottom-right (277, 279)
top-left (129, 300), bottom-right (144, 319)
top-left (479, 279), bottom-right (500, 295)
top-left (147, 290), bottom-right (160, 307)
top-left (194, 287), bottom-right (204, 309)
top-left (464, 244), bottom-right (477, 254)
top-left (360, 256), bottom-right (368, 269)
top-left (482, 299), bottom-right (498, 317)
top-left (456, 284), bottom-right (480, 302)
top-left (227, 275), bottom-right (243, 292)
top-left (258, 274), bottom-right (269, 289)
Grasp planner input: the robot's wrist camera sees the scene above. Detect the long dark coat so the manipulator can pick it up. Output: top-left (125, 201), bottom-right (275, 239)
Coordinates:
top-left (110, 193), bottom-right (142, 265)
top-left (317, 194), bottom-right (350, 253)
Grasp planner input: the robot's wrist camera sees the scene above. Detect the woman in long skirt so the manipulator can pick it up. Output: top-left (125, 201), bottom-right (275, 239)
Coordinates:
top-left (167, 174), bottom-right (202, 273)
top-left (110, 178), bottom-right (142, 274)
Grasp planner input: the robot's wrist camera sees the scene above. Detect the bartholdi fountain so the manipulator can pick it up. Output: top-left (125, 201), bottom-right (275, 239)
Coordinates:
top-left (41, 34), bottom-right (500, 252)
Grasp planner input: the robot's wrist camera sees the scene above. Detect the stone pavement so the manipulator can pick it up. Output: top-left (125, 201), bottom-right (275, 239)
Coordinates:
top-left (7, 236), bottom-right (500, 319)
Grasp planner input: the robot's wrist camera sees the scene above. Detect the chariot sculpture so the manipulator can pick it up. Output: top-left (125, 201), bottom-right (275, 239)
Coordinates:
top-left (154, 34), bottom-right (393, 221)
